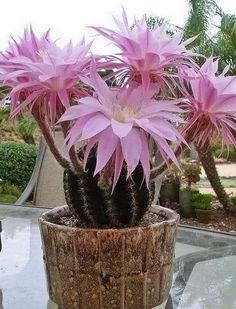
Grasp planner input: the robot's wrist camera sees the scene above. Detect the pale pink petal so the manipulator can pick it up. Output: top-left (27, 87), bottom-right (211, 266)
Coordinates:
top-left (57, 89), bottom-right (70, 108)
top-left (65, 117), bottom-right (90, 150)
top-left (83, 135), bottom-right (100, 170)
top-left (112, 143), bottom-right (124, 192)
top-left (80, 114), bottom-right (110, 140)
top-left (10, 89), bottom-right (44, 118)
top-left (139, 131), bottom-right (150, 186)
top-left (121, 128), bottom-right (142, 177)
top-left (94, 127), bottom-right (118, 175)
top-left (153, 135), bottom-right (180, 168)
top-left (59, 104), bottom-right (100, 122)
top-left (111, 119), bottom-right (133, 137)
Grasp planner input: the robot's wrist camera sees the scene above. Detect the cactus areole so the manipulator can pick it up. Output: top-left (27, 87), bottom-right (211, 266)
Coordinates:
top-left (1, 8), bottom-right (236, 309)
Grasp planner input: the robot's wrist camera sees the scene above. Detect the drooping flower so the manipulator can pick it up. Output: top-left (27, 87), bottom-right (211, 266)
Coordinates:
top-left (0, 27), bottom-right (92, 125)
top-left (90, 8), bottom-right (197, 91)
top-left (59, 64), bottom-right (186, 190)
top-left (185, 57), bottom-right (236, 146)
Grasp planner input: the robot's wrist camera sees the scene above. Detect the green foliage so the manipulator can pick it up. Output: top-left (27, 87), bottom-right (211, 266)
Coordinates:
top-left (183, 0), bottom-right (236, 73)
top-left (216, 14), bottom-right (236, 74)
top-left (0, 194), bottom-right (18, 203)
top-left (0, 182), bottom-right (22, 197)
top-left (212, 144), bottom-right (236, 162)
top-left (231, 196), bottom-right (236, 206)
top-left (17, 117), bottom-right (37, 137)
top-left (181, 160), bottom-right (202, 187)
top-left (16, 117), bottom-right (37, 144)
top-left (183, 0), bottom-right (217, 46)
top-left (0, 107), bottom-right (10, 122)
top-left (0, 85), bottom-right (11, 100)
top-left (191, 191), bottom-right (213, 209)
top-left (0, 141), bottom-right (37, 190)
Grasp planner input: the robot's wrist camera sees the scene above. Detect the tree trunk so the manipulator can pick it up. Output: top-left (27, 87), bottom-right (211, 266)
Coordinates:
top-left (195, 140), bottom-right (235, 214)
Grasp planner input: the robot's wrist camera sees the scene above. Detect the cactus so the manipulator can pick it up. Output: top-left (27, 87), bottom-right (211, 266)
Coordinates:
top-left (63, 150), bottom-right (155, 228)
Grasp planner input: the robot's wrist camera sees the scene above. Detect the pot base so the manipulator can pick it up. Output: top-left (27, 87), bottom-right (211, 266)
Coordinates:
top-left (39, 205), bottom-right (179, 309)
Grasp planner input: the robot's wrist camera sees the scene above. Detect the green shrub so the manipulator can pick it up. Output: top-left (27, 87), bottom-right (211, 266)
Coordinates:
top-left (0, 182), bottom-right (22, 197)
top-left (214, 146), bottom-right (236, 162)
top-left (192, 191), bottom-right (213, 210)
top-left (0, 107), bottom-right (10, 122)
top-left (231, 196), bottom-right (236, 206)
top-left (16, 117), bottom-right (37, 144)
top-left (0, 141), bottom-right (37, 190)
top-left (0, 194), bottom-right (18, 203)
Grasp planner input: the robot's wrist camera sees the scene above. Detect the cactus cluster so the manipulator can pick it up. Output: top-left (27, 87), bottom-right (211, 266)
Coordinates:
top-left (64, 150), bottom-right (154, 228)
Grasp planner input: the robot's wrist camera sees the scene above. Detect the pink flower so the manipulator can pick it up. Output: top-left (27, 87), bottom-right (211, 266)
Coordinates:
top-left (90, 8), bottom-right (197, 91)
top-left (59, 64), bottom-right (186, 190)
top-left (0, 27), bottom-right (92, 125)
top-left (185, 58), bottom-right (236, 146)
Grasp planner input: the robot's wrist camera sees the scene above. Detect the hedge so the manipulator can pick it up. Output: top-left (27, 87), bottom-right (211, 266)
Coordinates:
top-left (0, 141), bottom-right (37, 190)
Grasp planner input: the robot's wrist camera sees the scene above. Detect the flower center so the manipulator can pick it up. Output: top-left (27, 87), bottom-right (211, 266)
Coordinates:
top-left (113, 105), bottom-right (138, 122)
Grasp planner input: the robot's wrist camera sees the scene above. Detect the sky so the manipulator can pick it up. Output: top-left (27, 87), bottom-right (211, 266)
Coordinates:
top-left (0, 0), bottom-right (236, 54)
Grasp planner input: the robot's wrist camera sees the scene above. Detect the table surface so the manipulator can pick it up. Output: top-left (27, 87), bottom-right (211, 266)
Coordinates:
top-left (0, 204), bottom-right (236, 309)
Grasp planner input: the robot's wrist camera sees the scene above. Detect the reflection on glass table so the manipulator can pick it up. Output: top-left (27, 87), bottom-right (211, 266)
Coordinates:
top-left (167, 245), bottom-right (236, 309)
top-left (0, 204), bottom-right (236, 309)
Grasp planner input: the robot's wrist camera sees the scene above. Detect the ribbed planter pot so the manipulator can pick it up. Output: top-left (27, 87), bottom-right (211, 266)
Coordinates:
top-left (195, 208), bottom-right (212, 223)
top-left (39, 205), bottom-right (179, 309)
top-left (159, 180), bottom-right (180, 207)
top-left (179, 191), bottom-right (195, 218)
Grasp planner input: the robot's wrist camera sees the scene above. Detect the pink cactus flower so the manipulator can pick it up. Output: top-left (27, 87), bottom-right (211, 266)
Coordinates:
top-left (59, 64), bottom-right (186, 189)
top-left (0, 27), bottom-right (92, 125)
top-left (90, 8), bottom-right (197, 91)
top-left (185, 57), bottom-right (236, 146)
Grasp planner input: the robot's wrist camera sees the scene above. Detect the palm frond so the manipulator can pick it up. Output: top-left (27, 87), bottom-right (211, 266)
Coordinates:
top-left (183, 0), bottom-right (218, 46)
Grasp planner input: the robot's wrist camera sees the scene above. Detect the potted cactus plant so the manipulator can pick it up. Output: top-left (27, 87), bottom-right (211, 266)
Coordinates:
top-left (192, 191), bottom-right (214, 223)
top-left (179, 160), bottom-right (202, 218)
top-left (159, 167), bottom-right (181, 209)
top-left (1, 9), bottom-right (236, 309)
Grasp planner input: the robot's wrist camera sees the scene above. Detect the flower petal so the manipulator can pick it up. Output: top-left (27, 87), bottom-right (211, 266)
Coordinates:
top-left (121, 128), bottom-right (142, 177)
top-left (111, 119), bottom-right (133, 138)
top-left (112, 142), bottom-right (124, 192)
top-left (80, 113), bottom-right (110, 140)
top-left (139, 131), bottom-right (150, 186)
top-left (94, 127), bottom-right (119, 175)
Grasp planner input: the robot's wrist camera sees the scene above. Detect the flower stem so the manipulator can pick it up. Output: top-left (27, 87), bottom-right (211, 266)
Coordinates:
top-left (60, 122), bottom-right (83, 173)
top-left (32, 107), bottom-right (71, 170)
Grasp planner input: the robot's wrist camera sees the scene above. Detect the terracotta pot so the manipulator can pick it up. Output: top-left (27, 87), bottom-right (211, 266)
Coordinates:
top-left (195, 208), bottom-right (212, 223)
top-left (39, 205), bottom-right (179, 309)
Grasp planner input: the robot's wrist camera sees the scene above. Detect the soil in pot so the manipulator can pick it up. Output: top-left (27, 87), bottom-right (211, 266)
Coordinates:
top-left (179, 190), bottom-right (195, 218)
top-left (195, 208), bottom-right (212, 223)
top-left (39, 205), bottom-right (179, 309)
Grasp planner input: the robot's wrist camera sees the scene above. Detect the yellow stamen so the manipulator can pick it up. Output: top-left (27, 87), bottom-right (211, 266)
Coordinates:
top-left (113, 105), bottom-right (138, 122)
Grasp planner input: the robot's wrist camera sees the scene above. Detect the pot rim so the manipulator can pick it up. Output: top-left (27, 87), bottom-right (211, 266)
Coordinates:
top-left (39, 205), bottom-right (179, 232)
top-left (195, 208), bottom-right (212, 213)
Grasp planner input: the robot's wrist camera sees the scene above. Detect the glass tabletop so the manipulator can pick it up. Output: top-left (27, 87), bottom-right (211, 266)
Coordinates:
top-left (0, 204), bottom-right (236, 309)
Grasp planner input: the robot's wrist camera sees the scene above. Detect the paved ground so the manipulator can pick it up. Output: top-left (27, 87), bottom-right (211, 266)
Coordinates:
top-left (200, 187), bottom-right (236, 195)
top-left (201, 163), bottom-right (236, 178)
top-left (199, 163), bottom-right (236, 196)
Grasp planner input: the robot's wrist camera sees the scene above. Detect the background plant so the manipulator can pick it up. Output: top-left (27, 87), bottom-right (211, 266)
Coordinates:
top-left (16, 117), bottom-right (37, 144)
top-left (0, 141), bottom-right (37, 190)
top-left (181, 160), bottom-right (202, 188)
top-left (191, 190), bottom-right (214, 210)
